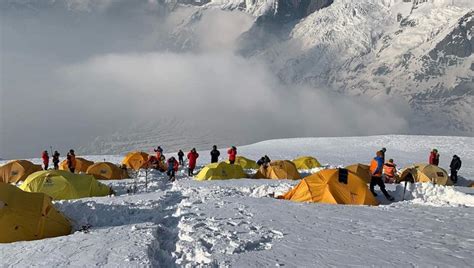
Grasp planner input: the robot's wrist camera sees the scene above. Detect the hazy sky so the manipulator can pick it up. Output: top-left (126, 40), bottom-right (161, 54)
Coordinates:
top-left (0, 0), bottom-right (413, 159)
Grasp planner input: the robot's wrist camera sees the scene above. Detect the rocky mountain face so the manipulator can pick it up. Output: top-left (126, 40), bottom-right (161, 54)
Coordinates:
top-left (235, 0), bottom-right (473, 134)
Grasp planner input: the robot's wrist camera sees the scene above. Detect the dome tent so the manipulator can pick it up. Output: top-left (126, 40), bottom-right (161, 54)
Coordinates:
top-left (345, 163), bottom-right (371, 183)
top-left (196, 162), bottom-right (247, 181)
top-left (122, 152), bottom-right (149, 170)
top-left (292, 156), bottom-right (322, 169)
top-left (254, 160), bottom-right (301, 180)
top-left (20, 170), bottom-right (112, 200)
top-left (278, 168), bottom-right (378, 206)
top-left (59, 157), bottom-right (94, 173)
top-left (398, 163), bottom-right (452, 186)
top-left (0, 160), bottom-right (42, 184)
top-left (0, 182), bottom-right (71, 243)
top-left (225, 156), bottom-right (259, 169)
top-left (87, 162), bottom-right (129, 180)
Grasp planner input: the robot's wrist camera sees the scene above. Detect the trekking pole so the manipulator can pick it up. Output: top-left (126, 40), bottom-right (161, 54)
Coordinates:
top-left (402, 180), bottom-right (408, 201)
top-left (145, 168), bottom-right (148, 192)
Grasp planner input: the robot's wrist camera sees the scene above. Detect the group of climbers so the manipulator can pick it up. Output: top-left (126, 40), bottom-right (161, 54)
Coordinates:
top-left (369, 148), bottom-right (463, 201)
top-left (40, 149), bottom-right (73, 171)
top-left (36, 145), bottom-right (463, 192)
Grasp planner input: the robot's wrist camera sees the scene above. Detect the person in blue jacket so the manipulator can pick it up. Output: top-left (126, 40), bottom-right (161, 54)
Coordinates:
top-left (369, 151), bottom-right (394, 201)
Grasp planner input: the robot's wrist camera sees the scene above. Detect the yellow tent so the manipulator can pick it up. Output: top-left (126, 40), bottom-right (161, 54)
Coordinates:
top-left (196, 162), bottom-right (247, 181)
top-left (345, 163), bottom-right (371, 183)
top-left (225, 156), bottom-right (259, 169)
top-left (278, 169), bottom-right (379, 206)
top-left (122, 152), bottom-right (149, 170)
top-left (0, 160), bottom-right (43, 184)
top-left (292, 156), bottom-right (322, 169)
top-left (0, 182), bottom-right (71, 243)
top-left (86, 162), bottom-right (129, 180)
top-left (59, 157), bottom-right (94, 173)
top-left (398, 163), bottom-right (452, 186)
top-left (20, 170), bottom-right (111, 200)
top-left (254, 160), bottom-right (301, 180)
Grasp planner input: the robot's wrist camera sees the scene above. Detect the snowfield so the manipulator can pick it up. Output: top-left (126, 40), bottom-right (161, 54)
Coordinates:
top-left (1, 135), bottom-right (474, 267)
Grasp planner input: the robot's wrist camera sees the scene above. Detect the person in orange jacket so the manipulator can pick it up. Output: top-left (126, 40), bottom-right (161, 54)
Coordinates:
top-left (369, 151), bottom-right (394, 201)
top-left (383, 159), bottom-right (397, 183)
top-left (227, 146), bottom-right (237, 164)
top-left (41, 150), bottom-right (49, 170)
top-left (66, 149), bottom-right (76, 173)
top-left (187, 148), bottom-right (199, 176)
top-left (167, 156), bottom-right (179, 182)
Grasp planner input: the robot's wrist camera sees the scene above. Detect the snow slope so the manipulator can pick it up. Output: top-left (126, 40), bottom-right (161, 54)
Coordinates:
top-left (1, 135), bottom-right (474, 267)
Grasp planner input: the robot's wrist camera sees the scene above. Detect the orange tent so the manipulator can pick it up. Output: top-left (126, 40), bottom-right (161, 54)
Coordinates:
top-left (122, 152), bottom-right (149, 170)
top-left (59, 157), bottom-right (94, 173)
top-left (254, 160), bottom-right (301, 180)
top-left (87, 162), bottom-right (129, 180)
top-left (345, 163), bottom-right (371, 183)
top-left (0, 160), bottom-right (42, 184)
top-left (279, 168), bottom-right (379, 206)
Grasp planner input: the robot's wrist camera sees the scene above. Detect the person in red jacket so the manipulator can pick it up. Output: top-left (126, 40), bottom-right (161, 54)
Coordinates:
top-left (187, 148), bottom-right (199, 176)
top-left (227, 146), bottom-right (237, 164)
top-left (42, 150), bottom-right (49, 170)
top-left (167, 157), bottom-right (179, 182)
top-left (429, 149), bottom-right (440, 166)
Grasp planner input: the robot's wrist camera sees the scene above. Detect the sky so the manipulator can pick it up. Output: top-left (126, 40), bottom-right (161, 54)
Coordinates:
top-left (0, 0), bottom-right (416, 159)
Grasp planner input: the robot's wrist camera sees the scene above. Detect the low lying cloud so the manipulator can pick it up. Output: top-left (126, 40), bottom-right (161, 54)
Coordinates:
top-left (0, 1), bottom-right (411, 159)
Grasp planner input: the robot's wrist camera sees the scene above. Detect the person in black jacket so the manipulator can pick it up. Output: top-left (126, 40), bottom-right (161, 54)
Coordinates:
top-left (52, 151), bottom-right (60, 170)
top-left (450, 155), bottom-right (462, 183)
top-left (177, 150), bottom-right (185, 166)
top-left (210, 145), bottom-right (220, 163)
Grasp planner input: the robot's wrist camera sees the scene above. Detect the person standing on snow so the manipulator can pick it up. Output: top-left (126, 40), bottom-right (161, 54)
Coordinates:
top-left (167, 156), bottom-right (179, 182)
top-left (52, 151), bottom-right (60, 170)
top-left (187, 148), bottom-right (199, 176)
top-left (66, 149), bottom-right (76, 173)
top-left (210, 145), bottom-right (220, 163)
top-left (42, 150), bottom-right (49, 170)
top-left (178, 150), bottom-right (185, 166)
top-left (257, 155), bottom-right (271, 168)
top-left (369, 151), bottom-right (394, 201)
top-left (154, 146), bottom-right (163, 159)
top-left (227, 146), bottom-right (237, 164)
top-left (449, 155), bottom-right (462, 184)
top-left (429, 149), bottom-right (440, 166)
top-left (383, 159), bottom-right (397, 184)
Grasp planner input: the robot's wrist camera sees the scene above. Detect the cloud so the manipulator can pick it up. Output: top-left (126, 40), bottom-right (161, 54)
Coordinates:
top-left (0, 1), bottom-right (411, 159)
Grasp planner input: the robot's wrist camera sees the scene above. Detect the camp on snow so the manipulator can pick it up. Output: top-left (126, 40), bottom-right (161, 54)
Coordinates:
top-left (292, 156), bottom-right (322, 169)
top-left (122, 152), bottom-right (149, 170)
top-left (0, 182), bottom-right (71, 243)
top-left (59, 157), bottom-right (94, 173)
top-left (278, 168), bottom-right (379, 206)
top-left (0, 160), bottom-right (42, 184)
top-left (86, 162), bottom-right (129, 180)
top-left (225, 156), bottom-right (259, 169)
top-left (254, 160), bottom-right (301, 180)
top-left (20, 170), bottom-right (112, 200)
top-left (398, 163), bottom-right (453, 186)
top-left (196, 162), bottom-right (247, 181)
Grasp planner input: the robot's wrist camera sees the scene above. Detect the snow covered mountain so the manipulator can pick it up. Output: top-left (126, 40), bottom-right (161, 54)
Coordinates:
top-left (215, 0), bottom-right (474, 133)
top-left (84, 0), bottom-right (473, 154)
